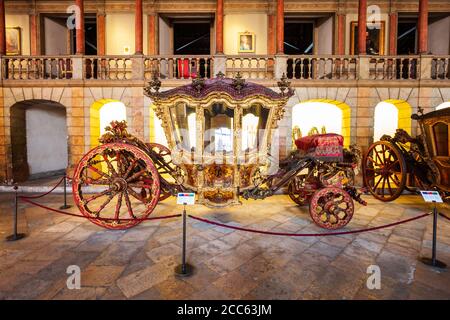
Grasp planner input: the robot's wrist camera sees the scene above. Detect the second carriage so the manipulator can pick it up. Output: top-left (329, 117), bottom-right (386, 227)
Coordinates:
top-left (71, 74), bottom-right (366, 230)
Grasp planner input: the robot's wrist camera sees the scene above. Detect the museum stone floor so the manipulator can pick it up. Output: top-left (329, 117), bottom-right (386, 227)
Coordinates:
top-left (0, 192), bottom-right (449, 300)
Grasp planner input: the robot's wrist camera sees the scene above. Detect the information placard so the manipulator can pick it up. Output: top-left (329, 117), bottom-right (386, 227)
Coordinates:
top-left (177, 193), bottom-right (196, 205)
top-left (419, 191), bottom-right (443, 203)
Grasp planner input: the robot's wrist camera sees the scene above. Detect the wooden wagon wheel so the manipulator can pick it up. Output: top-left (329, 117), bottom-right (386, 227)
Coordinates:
top-left (146, 143), bottom-right (176, 201)
top-left (288, 174), bottom-right (313, 206)
top-left (309, 187), bottom-right (354, 230)
top-left (72, 143), bottom-right (160, 229)
top-left (363, 141), bottom-right (407, 202)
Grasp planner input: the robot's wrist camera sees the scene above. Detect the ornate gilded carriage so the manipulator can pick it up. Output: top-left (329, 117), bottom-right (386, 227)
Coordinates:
top-left (363, 107), bottom-right (450, 202)
top-left (71, 73), bottom-right (365, 230)
top-left (146, 73), bottom-right (290, 207)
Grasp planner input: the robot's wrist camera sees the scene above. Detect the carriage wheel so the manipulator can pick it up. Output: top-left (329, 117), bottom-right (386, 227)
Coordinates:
top-left (309, 187), bottom-right (354, 230)
top-left (363, 141), bottom-right (407, 202)
top-left (287, 175), bottom-right (311, 206)
top-left (72, 143), bottom-right (160, 229)
top-left (147, 143), bottom-right (175, 201)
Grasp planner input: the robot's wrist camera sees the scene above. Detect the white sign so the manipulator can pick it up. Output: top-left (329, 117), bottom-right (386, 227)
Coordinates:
top-left (177, 193), bottom-right (196, 205)
top-left (420, 191), bottom-right (443, 203)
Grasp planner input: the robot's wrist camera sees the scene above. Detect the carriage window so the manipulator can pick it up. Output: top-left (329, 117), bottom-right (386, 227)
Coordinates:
top-left (169, 102), bottom-right (197, 151)
top-left (204, 103), bottom-right (234, 154)
top-left (241, 104), bottom-right (270, 151)
top-left (433, 122), bottom-right (449, 156)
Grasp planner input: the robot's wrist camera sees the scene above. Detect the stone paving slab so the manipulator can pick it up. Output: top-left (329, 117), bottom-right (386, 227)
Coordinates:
top-left (0, 193), bottom-right (449, 300)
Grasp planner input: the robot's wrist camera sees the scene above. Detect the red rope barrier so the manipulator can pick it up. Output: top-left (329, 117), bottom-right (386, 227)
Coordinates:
top-left (19, 176), bottom-right (66, 199)
top-left (439, 213), bottom-right (450, 222)
top-left (188, 212), bottom-right (430, 237)
top-left (19, 197), bottom-right (181, 222)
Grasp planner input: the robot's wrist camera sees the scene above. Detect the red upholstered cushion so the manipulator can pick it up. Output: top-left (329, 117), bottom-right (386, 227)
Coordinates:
top-left (295, 133), bottom-right (344, 161)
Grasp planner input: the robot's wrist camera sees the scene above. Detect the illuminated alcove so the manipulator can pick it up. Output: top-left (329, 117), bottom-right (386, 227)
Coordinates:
top-left (291, 99), bottom-right (351, 147)
top-left (436, 101), bottom-right (450, 110)
top-left (373, 100), bottom-right (412, 142)
top-left (90, 99), bottom-right (127, 148)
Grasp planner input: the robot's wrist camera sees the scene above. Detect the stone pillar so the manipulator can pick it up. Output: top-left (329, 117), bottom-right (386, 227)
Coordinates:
top-left (76, 0), bottom-right (85, 55)
top-left (268, 14), bottom-right (276, 55)
top-left (72, 56), bottom-right (83, 79)
top-left (418, 0), bottom-right (428, 54)
top-left (131, 56), bottom-right (145, 80)
top-left (337, 14), bottom-right (345, 55)
top-left (135, 0), bottom-right (143, 55)
top-left (30, 13), bottom-right (39, 55)
top-left (389, 12), bottom-right (397, 55)
top-left (357, 0), bottom-right (367, 54)
top-left (0, 0), bottom-right (6, 55)
top-left (215, 0), bottom-right (224, 54)
top-left (97, 13), bottom-right (106, 55)
top-left (68, 88), bottom-right (86, 174)
top-left (276, 0), bottom-right (284, 54)
top-left (213, 55), bottom-right (226, 76)
top-left (274, 55), bottom-right (287, 79)
top-left (148, 14), bottom-right (158, 55)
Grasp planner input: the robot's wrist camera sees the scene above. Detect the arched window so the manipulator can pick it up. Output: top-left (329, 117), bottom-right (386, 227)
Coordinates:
top-left (373, 102), bottom-right (398, 141)
top-left (99, 101), bottom-right (127, 136)
top-left (436, 101), bottom-right (450, 110)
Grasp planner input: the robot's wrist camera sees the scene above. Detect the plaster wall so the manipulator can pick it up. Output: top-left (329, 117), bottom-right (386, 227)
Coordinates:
top-left (428, 16), bottom-right (450, 55)
top-left (223, 14), bottom-right (267, 55)
top-left (106, 14), bottom-right (148, 55)
top-left (5, 14), bottom-right (30, 55)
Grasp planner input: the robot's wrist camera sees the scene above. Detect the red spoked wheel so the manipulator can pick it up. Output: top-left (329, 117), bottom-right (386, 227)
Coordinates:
top-left (146, 143), bottom-right (175, 201)
top-left (363, 141), bottom-right (407, 202)
top-left (309, 187), bottom-right (354, 230)
top-left (72, 143), bottom-right (160, 229)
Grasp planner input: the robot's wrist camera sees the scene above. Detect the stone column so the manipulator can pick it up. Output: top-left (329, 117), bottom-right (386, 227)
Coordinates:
top-left (337, 14), bottom-right (345, 55)
top-left (357, 0), bottom-right (367, 54)
top-left (97, 13), bottom-right (106, 55)
top-left (0, 0), bottom-right (6, 55)
top-left (75, 0), bottom-right (85, 55)
top-left (268, 13), bottom-right (276, 55)
top-left (276, 0), bottom-right (284, 54)
top-left (215, 0), bottom-right (224, 54)
top-left (389, 12), bottom-right (397, 55)
top-left (148, 14), bottom-right (158, 55)
top-left (135, 0), bottom-right (143, 54)
top-left (30, 13), bottom-right (39, 55)
top-left (418, 0), bottom-right (428, 54)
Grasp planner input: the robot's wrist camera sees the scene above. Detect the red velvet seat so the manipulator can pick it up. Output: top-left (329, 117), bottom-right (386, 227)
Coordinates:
top-left (295, 133), bottom-right (344, 162)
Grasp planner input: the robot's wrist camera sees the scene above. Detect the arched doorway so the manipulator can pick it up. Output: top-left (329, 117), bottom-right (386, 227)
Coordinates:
top-left (436, 101), bottom-right (450, 110)
top-left (90, 99), bottom-right (127, 148)
top-left (291, 99), bottom-right (351, 147)
top-left (373, 99), bottom-right (412, 141)
top-left (10, 100), bottom-right (68, 182)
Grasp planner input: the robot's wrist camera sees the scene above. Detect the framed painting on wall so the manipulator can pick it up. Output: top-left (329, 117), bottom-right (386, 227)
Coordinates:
top-left (350, 21), bottom-right (385, 55)
top-left (238, 32), bottom-right (255, 53)
top-left (6, 27), bottom-right (21, 56)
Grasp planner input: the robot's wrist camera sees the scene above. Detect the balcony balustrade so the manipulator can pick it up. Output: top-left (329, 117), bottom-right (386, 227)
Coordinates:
top-left (0, 54), bottom-right (448, 83)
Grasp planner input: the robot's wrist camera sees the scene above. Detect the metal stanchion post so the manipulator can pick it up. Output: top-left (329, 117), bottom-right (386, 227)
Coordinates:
top-left (6, 184), bottom-right (26, 241)
top-left (419, 201), bottom-right (447, 269)
top-left (175, 204), bottom-right (194, 277)
top-left (59, 173), bottom-right (71, 210)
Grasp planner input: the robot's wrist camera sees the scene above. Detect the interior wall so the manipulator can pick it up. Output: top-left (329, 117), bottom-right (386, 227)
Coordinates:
top-left (5, 14), bottom-right (30, 55)
top-left (159, 17), bottom-right (171, 54)
top-left (106, 14), bottom-right (148, 55)
top-left (44, 17), bottom-right (68, 55)
top-left (26, 104), bottom-right (68, 176)
top-left (223, 14), bottom-right (267, 54)
top-left (429, 16), bottom-right (450, 55)
top-left (317, 16), bottom-right (333, 54)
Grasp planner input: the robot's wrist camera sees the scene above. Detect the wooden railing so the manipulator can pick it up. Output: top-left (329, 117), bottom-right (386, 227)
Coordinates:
top-left (225, 55), bottom-right (275, 79)
top-left (144, 55), bottom-right (213, 80)
top-left (1, 56), bottom-right (73, 80)
top-left (1, 55), bottom-right (450, 82)
top-left (286, 56), bottom-right (358, 80)
top-left (431, 56), bottom-right (450, 80)
top-left (84, 56), bottom-right (132, 80)
top-left (368, 56), bottom-right (420, 80)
